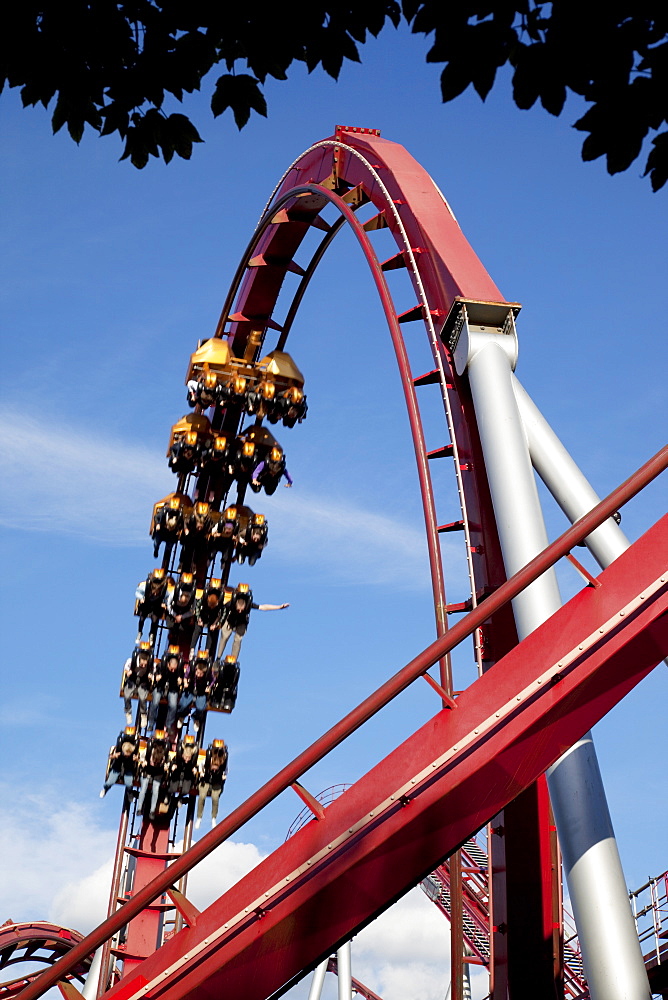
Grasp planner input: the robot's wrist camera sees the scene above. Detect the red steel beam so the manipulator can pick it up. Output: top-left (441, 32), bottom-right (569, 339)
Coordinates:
top-left (16, 444), bottom-right (668, 1000)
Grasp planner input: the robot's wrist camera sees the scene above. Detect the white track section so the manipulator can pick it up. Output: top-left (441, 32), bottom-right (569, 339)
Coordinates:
top-left (257, 140), bottom-right (482, 670)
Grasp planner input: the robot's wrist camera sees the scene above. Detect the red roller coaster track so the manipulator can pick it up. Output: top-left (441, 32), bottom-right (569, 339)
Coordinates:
top-left (12, 128), bottom-right (668, 1000)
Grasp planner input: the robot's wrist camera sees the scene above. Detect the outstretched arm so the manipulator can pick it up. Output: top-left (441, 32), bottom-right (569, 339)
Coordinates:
top-left (258, 603), bottom-right (290, 611)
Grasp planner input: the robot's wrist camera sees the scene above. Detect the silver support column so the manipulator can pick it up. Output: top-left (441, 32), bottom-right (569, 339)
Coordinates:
top-left (82, 948), bottom-right (103, 1000)
top-left (336, 942), bottom-right (352, 1000)
top-left (307, 958), bottom-right (328, 1000)
top-left (511, 375), bottom-right (629, 566)
top-left (463, 335), bottom-right (650, 1000)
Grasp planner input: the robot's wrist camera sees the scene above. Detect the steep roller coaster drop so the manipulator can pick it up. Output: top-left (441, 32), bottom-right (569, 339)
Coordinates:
top-left (5, 128), bottom-right (668, 1000)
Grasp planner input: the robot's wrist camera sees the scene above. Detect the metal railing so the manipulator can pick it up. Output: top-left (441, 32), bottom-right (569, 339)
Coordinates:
top-left (631, 871), bottom-right (668, 967)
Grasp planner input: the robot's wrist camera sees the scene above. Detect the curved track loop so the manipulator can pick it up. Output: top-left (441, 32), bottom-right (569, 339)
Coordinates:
top-left (213, 130), bottom-right (520, 680)
top-left (0, 923), bottom-right (92, 1000)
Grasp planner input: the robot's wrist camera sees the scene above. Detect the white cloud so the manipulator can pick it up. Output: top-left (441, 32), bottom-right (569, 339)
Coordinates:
top-left (0, 787), bottom-right (116, 926)
top-left (261, 488), bottom-right (434, 588)
top-left (0, 407), bottom-right (461, 589)
top-left (0, 405), bottom-right (168, 545)
top-left (0, 787), bottom-right (265, 932)
top-left (52, 858), bottom-right (116, 931)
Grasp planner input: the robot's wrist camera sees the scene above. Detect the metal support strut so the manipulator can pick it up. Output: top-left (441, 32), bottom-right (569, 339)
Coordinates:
top-left (463, 333), bottom-right (651, 1000)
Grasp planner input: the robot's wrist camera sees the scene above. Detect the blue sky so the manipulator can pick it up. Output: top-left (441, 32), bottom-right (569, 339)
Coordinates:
top-left (1, 23), bottom-right (667, 1000)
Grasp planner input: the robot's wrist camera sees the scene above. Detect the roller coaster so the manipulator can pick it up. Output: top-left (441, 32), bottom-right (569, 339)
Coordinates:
top-left (6, 128), bottom-right (668, 1000)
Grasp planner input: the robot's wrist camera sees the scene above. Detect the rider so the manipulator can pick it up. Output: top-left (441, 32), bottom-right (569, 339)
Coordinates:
top-left (135, 568), bottom-right (169, 645)
top-left (250, 445), bottom-right (293, 495)
top-left (164, 572), bottom-right (197, 644)
top-left (236, 513), bottom-right (268, 566)
top-left (187, 369), bottom-right (220, 409)
top-left (168, 735), bottom-right (199, 801)
top-left (209, 655), bottom-right (240, 713)
top-left (100, 727), bottom-right (139, 797)
top-left (195, 739), bottom-right (228, 830)
top-left (245, 379), bottom-right (276, 419)
top-left (168, 431), bottom-right (202, 476)
top-left (122, 642), bottom-right (154, 728)
top-left (216, 583), bottom-right (289, 659)
top-left (199, 434), bottom-right (235, 502)
top-left (191, 580), bottom-right (231, 656)
top-left (209, 507), bottom-right (239, 568)
top-left (179, 501), bottom-right (212, 572)
top-left (149, 646), bottom-right (185, 735)
top-left (178, 650), bottom-right (212, 731)
top-left (271, 385), bottom-right (308, 428)
top-left (151, 495), bottom-right (185, 560)
top-left (137, 731), bottom-right (169, 821)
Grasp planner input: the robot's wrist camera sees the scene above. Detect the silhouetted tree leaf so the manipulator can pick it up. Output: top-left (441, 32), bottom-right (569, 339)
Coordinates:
top-left (211, 73), bottom-right (267, 128)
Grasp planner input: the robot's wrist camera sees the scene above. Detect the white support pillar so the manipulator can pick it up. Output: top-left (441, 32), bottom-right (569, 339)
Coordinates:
top-left (462, 335), bottom-right (650, 1000)
top-left (82, 948), bottom-right (104, 1000)
top-left (307, 958), bottom-right (329, 1000)
top-left (511, 375), bottom-right (630, 566)
top-left (336, 942), bottom-right (352, 1000)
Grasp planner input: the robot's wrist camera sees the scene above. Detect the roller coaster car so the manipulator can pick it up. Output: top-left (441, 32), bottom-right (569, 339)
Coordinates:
top-left (185, 339), bottom-right (235, 382)
top-left (167, 413), bottom-right (213, 453)
top-left (185, 340), bottom-right (305, 409)
top-left (240, 424), bottom-right (280, 453)
top-left (257, 349), bottom-right (305, 393)
top-left (267, 385), bottom-right (308, 428)
top-left (150, 492), bottom-right (192, 534)
top-left (209, 656), bottom-right (240, 713)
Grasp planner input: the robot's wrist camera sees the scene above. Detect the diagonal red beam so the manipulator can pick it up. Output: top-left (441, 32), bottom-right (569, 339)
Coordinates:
top-left (16, 446), bottom-right (668, 1000)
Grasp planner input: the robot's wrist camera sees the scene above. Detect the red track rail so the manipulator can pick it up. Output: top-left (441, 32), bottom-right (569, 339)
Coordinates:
top-left (0, 923), bottom-right (92, 1000)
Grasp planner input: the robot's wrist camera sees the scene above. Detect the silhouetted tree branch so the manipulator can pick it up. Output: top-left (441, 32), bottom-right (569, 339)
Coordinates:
top-left (3, 2), bottom-right (666, 187)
